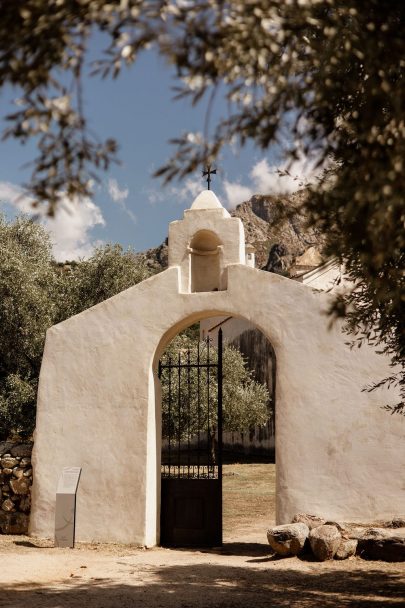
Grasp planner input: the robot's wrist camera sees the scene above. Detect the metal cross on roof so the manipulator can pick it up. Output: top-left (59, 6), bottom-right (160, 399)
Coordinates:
top-left (202, 165), bottom-right (217, 190)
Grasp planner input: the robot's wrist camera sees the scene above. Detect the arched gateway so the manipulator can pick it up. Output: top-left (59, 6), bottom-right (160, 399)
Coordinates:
top-left (30, 191), bottom-right (403, 546)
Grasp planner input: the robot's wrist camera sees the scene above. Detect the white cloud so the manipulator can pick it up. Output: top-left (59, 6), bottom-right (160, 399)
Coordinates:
top-left (171, 176), bottom-right (202, 203)
top-left (222, 154), bottom-right (323, 209)
top-left (42, 197), bottom-right (105, 261)
top-left (146, 175), bottom-right (203, 206)
top-left (250, 157), bottom-right (317, 194)
top-left (0, 181), bottom-right (105, 261)
top-left (108, 177), bottom-right (129, 202)
top-left (223, 181), bottom-right (253, 209)
top-left (107, 177), bottom-right (137, 224)
top-left (145, 188), bottom-right (165, 206)
top-left (145, 153), bottom-right (324, 211)
top-left (0, 181), bottom-right (35, 213)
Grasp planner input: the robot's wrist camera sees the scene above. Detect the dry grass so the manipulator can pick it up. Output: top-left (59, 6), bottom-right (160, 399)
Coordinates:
top-left (223, 462), bottom-right (276, 542)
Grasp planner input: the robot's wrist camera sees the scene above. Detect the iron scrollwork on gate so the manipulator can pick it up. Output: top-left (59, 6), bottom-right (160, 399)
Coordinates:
top-left (159, 329), bottom-right (223, 482)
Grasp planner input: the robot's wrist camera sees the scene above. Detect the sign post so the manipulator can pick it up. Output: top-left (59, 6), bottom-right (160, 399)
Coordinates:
top-left (54, 467), bottom-right (81, 548)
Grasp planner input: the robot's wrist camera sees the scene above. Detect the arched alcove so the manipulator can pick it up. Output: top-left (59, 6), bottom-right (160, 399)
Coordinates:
top-left (189, 230), bottom-right (223, 292)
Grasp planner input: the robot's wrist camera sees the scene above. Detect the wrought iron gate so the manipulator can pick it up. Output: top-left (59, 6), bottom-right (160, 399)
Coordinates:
top-left (159, 329), bottom-right (223, 546)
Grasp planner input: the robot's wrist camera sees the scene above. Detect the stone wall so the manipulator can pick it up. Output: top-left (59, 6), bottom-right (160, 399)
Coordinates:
top-left (0, 440), bottom-right (33, 534)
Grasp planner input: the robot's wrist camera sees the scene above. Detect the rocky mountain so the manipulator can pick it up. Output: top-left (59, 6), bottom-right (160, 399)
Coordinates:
top-left (233, 189), bottom-right (324, 272)
top-left (136, 189), bottom-right (325, 276)
top-left (135, 240), bottom-right (169, 274)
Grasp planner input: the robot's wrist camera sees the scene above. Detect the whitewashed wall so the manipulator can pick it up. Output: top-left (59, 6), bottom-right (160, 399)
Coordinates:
top-left (31, 264), bottom-right (404, 545)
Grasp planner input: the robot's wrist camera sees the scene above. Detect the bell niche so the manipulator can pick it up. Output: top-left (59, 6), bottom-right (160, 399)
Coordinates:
top-left (189, 229), bottom-right (222, 292)
top-left (168, 190), bottom-right (246, 293)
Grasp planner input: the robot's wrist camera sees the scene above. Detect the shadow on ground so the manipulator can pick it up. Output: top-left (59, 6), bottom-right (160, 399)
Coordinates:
top-left (13, 541), bottom-right (50, 549)
top-left (173, 542), bottom-right (273, 558)
top-left (2, 562), bottom-right (404, 608)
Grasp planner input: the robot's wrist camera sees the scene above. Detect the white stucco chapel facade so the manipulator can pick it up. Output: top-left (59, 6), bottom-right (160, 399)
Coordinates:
top-left (30, 190), bottom-right (404, 545)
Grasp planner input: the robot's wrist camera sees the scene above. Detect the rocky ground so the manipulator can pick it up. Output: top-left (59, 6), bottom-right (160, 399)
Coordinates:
top-left (1, 534), bottom-right (405, 608)
top-left (0, 464), bottom-right (404, 608)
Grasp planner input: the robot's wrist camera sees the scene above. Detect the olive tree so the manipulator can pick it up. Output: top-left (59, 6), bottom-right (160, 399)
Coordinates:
top-left (0, 215), bottom-right (58, 437)
top-left (56, 243), bottom-right (153, 319)
top-left (160, 333), bottom-right (270, 460)
top-left (1, 1), bottom-right (403, 411)
top-left (0, 216), bottom-right (152, 438)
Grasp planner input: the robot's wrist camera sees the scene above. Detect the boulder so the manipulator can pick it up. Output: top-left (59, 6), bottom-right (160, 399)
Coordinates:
top-left (357, 529), bottom-right (405, 562)
top-left (309, 525), bottom-right (342, 561)
top-left (292, 513), bottom-right (326, 530)
top-left (267, 523), bottom-right (309, 556)
top-left (1, 456), bottom-right (18, 469)
top-left (10, 477), bottom-right (30, 495)
top-left (357, 527), bottom-right (391, 539)
top-left (1, 498), bottom-right (15, 512)
top-left (324, 520), bottom-right (349, 534)
top-left (335, 539), bottom-right (358, 560)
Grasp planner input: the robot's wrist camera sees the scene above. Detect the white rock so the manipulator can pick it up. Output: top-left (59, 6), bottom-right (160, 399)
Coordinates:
top-left (1, 457), bottom-right (18, 469)
top-left (309, 525), bottom-right (342, 561)
top-left (335, 538), bottom-right (358, 560)
top-left (267, 523), bottom-right (309, 556)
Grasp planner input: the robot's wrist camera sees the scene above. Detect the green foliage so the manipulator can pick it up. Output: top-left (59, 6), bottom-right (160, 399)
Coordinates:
top-left (55, 243), bottom-right (153, 320)
top-left (0, 375), bottom-right (37, 440)
top-left (0, 215), bottom-right (58, 437)
top-left (0, 2), bottom-right (403, 409)
top-left (161, 333), bottom-right (270, 442)
top-left (0, 216), bottom-right (152, 439)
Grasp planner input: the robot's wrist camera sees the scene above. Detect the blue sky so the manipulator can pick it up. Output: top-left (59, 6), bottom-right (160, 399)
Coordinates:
top-left (0, 40), bottom-right (314, 261)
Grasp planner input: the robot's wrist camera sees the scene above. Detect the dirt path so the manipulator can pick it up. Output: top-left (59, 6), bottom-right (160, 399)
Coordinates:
top-left (1, 536), bottom-right (404, 608)
top-left (0, 464), bottom-right (404, 607)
